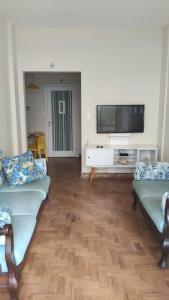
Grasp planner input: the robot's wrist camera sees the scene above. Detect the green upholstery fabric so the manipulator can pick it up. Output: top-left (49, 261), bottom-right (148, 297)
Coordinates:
top-left (0, 215), bottom-right (36, 272)
top-left (0, 191), bottom-right (43, 217)
top-left (0, 175), bottom-right (50, 199)
top-left (140, 196), bottom-right (164, 233)
top-left (133, 180), bottom-right (168, 233)
top-left (133, 180), bottom-right (169, 201)
top-left (0, 175), bottom-right (51, 273)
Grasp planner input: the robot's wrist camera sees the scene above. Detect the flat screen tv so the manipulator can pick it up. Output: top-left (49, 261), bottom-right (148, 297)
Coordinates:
top-left (97, 105), bottom-right (144, 134)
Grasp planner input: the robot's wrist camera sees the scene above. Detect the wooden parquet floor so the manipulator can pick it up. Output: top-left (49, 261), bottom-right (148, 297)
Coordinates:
top-left (2, 158), bottom-right (169, 300)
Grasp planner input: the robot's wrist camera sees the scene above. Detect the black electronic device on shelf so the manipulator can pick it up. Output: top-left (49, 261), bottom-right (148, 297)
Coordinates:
top-left (119, 152), bottom-right (129, 157)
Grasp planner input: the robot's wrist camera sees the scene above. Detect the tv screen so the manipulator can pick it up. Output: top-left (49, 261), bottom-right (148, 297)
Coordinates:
top-left (97, 105), bottom-right (144, 133)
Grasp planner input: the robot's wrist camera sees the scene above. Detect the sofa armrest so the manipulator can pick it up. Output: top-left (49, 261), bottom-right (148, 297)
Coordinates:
top-left (0, 224), bottom-right (19, 298)
top-left (164, 198), bottom-right (169, 233)
top-left (0, 224), bottom-right (16, 271)
top-left (0, 223), bottom-right (12, 237)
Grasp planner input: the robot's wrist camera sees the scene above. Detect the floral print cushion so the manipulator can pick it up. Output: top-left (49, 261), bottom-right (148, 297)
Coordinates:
top-left (34, 158), bottom-right (47, 179)
top-left (0, 165), bottom-right (5, 186)
top-left (2, 151), bottom-right (34, 187)
top-left (0, 150), bottom-right (5, 186)
top-left (0, 207), bottom-right (11, 228)
top-left (134, 162), bottom-right (169, 181)
top-left (0, 207), bottom-right (12, 246)
top-left (2, 151), bottom-right (47, 187)
top-left (0, 150), bottom-right (5, 161)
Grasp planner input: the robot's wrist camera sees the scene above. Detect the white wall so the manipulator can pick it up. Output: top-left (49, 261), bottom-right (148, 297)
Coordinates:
top-left (0, 16), bottom-right (19, 155)
top-left (158, 26), bottom-right (169, 161)
top-left (163, 87), bottom-right (169, 161)
top-left (16, 28), bottom-right (162, 172)
top-left (25, 72), bottom-right (81, 154)
top-left (0, 16), bottom-right (11, 153)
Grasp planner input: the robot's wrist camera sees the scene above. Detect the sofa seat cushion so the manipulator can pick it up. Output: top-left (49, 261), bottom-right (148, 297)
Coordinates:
top-left (0, 191), bottom-right (44, 217)
top-left (133, 180), bottom-right (169, 201)
top-left (0, 176), bottom-right (50, 199)
top-left (140, 196), bottom-right (164, 233)
top-left (0, 215), bottom-right (36, 273)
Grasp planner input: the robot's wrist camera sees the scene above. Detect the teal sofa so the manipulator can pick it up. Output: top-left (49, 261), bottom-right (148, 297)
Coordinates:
top-left (0, 175), bottom-right (51, 300)
top-left (133, 162), bottom-right (169, 269)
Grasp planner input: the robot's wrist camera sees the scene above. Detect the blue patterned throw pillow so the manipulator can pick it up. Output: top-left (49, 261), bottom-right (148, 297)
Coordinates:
top-left (134, 162), bottom-right (169, 181)
top-left (2, 151), bottom-right (35, 187)
top-left (34, 158), bottom-right (47, 179)
top-left (0, 207), bottom-right (12, 246)
top-left (0, 150), bottom-right (5, 186)
top-left (2, 152), bottom-right (47, 187)
top-left (0, 207), bottom-right (11, 228)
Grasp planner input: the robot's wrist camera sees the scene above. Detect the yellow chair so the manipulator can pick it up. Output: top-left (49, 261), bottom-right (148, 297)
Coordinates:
top-left (28, 134), bottom-right (48, 161)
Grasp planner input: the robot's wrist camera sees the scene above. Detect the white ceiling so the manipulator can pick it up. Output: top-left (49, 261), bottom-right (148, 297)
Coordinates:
top-left (0, 0), bottom-right (169, 28)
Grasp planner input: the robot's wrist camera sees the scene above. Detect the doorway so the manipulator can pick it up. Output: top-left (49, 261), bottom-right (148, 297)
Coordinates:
top-left (25, 72), bottom-right (81, 158)
top-left (46, 85), bottom-right (78, 157)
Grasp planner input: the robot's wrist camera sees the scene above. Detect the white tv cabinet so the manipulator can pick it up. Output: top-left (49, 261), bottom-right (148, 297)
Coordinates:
top-left (86, 144), bottom-right (157, 182)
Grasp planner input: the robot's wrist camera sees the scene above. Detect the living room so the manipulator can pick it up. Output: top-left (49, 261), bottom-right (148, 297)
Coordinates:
top-left (1, 1), bottom-right (169, 299)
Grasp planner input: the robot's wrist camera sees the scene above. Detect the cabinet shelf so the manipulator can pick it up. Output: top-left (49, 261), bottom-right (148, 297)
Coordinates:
top-left (114, 155), bottom-right (138, 159)
top-left (113, 163), bottom-right (135, 168)
top-left (86, 144), bottom-right (158, 174)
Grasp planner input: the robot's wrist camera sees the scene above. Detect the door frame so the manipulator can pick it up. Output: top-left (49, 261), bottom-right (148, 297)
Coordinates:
top-left (44, 84), bottom-right (79, 157)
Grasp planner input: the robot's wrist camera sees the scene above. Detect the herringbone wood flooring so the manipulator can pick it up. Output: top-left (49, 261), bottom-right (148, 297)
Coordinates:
top-left (2, 158), bottom-right (169, 300)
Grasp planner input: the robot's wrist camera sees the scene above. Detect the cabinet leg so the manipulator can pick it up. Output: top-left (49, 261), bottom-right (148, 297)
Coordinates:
top-left (90, 167), bottom-right (96, 183)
